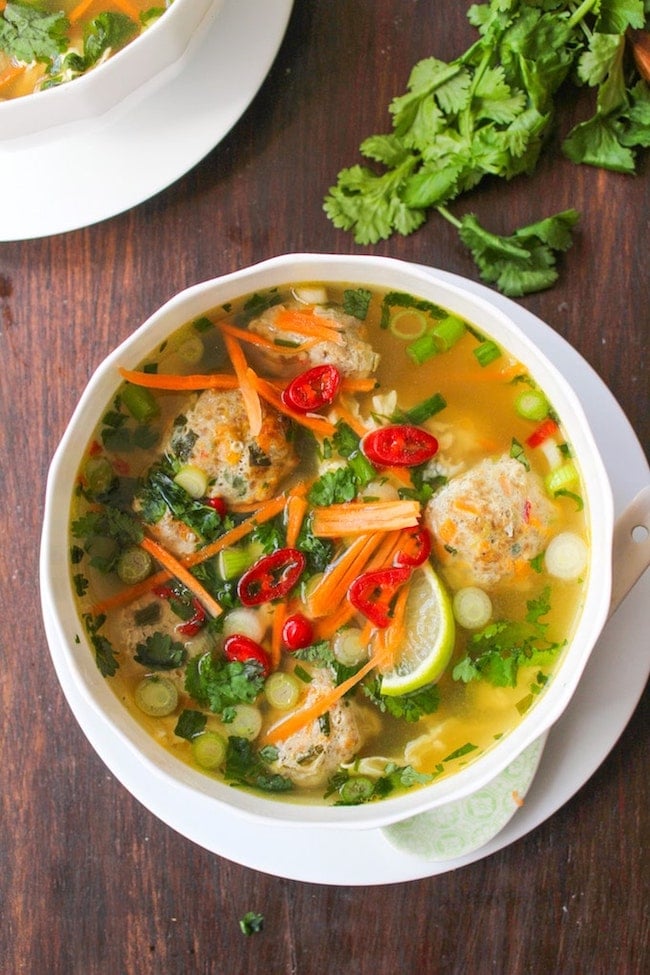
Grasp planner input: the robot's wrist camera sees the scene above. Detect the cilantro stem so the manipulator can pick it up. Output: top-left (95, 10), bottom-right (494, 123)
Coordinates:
top-left (567, 0), bottom-right (599, 30)
top-left (436, 205), bottom-right (461, 230)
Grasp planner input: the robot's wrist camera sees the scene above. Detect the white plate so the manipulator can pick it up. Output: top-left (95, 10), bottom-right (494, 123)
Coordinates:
top-left (43, 269), bottom-right (649, 885)
top-left (0, 0), bottom-right (294, 241)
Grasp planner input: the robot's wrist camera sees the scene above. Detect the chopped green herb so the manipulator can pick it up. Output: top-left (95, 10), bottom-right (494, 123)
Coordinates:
top-left (239, 911), bottom-right (264, 936)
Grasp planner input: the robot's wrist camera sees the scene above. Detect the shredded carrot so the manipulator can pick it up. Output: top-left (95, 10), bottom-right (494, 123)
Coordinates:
top-left (262, 653), bottom-right (379, 745)
top-left (222, 333), bottom-right (263, 437)
top-left (91, 495), bottom-right (287, 615)
top-left (332, 401), bottom-right (368, 438)
top-left (68, 0), bottom-right (94, 22)
top-left (311, 500), bottom-right (420, 538)
top-left (285, 494), bottom-right (309, 548)
top-left (375, 584), bottom-right (410, 672)
top-left (340, 377), bottom-right (378, 393)
top-left (118, 367), bottom-right (239, 391)
top-left (253, 374), bottom-right (337, 437)
top-left (218, 319), bottom-right (316, 356)
top-left (139, 537), bottom-right (223, 619)
top-left (270, 602), bottom-right (287, 669)
top-left (453, 497), bottom-right (481, 514)
top-left (112, 0), bottom-right (141, 18)
top-left (0, 63), bottom-right (25, 92)
top-left (308, 532), bottom-right (384, 618)
top-left (274, 308), bottom-right (345, 345)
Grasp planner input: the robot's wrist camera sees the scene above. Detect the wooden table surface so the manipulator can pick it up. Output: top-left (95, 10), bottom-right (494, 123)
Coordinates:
top-left (1, 3), bottom-right (648, 973)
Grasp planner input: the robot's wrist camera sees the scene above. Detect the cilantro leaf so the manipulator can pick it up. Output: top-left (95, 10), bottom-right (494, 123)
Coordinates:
top-left (0, 2), bottom-right (68, 64)
top-left (225, 736), bottom-right (293, 793)
top-left (134, 632), bottom-right (186, 670)
top-left (363, 678), bottom-right (440, 721)
top-left (185, 652), bottom-right (265, 715)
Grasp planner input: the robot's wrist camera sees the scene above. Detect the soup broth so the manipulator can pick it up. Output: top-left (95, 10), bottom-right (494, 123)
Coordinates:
top-left (69, 282), bottom-right (590, 806)
top-left (0, 1), bottom-right (169, 101)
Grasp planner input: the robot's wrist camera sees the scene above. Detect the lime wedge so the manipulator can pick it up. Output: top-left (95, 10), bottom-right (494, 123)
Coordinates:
top-left (381, 563), bottom-right (455, 696)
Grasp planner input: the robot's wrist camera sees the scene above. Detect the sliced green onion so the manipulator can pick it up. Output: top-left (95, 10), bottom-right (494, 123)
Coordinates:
top-left (332, 628), bottom-right (367, 667)
top-left (134, 676), bottom-right (178, 717)
top-left (515, 388), bottom-right (550, 421)
top-left (544, 531), bottom-right (588, 580)
top-left (339, 776), bottom-right (374, 803)
top-left (227, 704), bottom-right (262, 740)
top-left (473, 340), bottom-right (502, 367)
top-left (116, 545), bottom-right (153, 585)
top-left (406, 332), bottom-right (438, 365)
top-left (432, 314), bottom-right (466, 350)
top-left (292, 285), bottom-right (329, 305)
top-left (222, 606), bottom-right (268, 643)
top-left (173, 464), bottom-right (208, 499)
top-left (545, 461), bottom-right (579, 495)
top-left (120, 383), bottom-right (159, 422)
top-left (264, 672), bottom-right (302, 710)
top-left (401, 392), bottom-right (447, 425)
top-left (191, 730), bottom-right (227, 770)
top-left (389, 308), bottom-right (428, 341)
top-left (177, 335), bottom-right (205, 365)
top-left (83, 456), bottom-right (114, 497)
top-left (217, 545), bottom-right (258, 581)
top-left (452, 587), bottom-right (493, 630)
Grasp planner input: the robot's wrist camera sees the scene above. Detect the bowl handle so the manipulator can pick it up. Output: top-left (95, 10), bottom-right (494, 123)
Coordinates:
top-left (609, 485), bottom-right (650, 617)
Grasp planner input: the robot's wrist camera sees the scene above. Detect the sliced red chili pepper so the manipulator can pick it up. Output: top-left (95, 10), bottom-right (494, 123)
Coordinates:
top-left (281, 613), bottom-right (314, 651)
top-left (223, 634), bottom-right (272, 677)
top-left (348, 565), bottom-right (412, 628)
top-left (394, 524), bottom-right (432, 567)
top-left (177, 598), bottom-right (206, 636)
top-left (237, 548), bottom-right (307, 606)
top-left (153, 584), bottom-right (175, 599)
top-left (361, 424), bottom-right (438, 467)
top-left (281, 364), bottom-right (341, 414)
top-left (525, 418), bottom-right (559, 448)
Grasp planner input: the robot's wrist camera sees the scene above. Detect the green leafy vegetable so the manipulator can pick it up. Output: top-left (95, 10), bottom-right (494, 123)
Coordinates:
top-left (134, 632), bottom-right (187, 670)
top-left (225, 736), bottom-right (293, 792)
top-left (363, 678), bottom-right (440, 721)
top-left (174, 709), bottom-right (208, 741)
top-left (0, 2), bottom-right (68, 63)
top-left (185, 651), bottom-right (265, 716)
top-left (83, 613), bottom-right (119, 677)
top-left (324, 0), bottom-right (650, 294)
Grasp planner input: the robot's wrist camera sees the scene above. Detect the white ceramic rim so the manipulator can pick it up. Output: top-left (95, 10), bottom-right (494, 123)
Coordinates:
top-left (0, 0), bottom-right (223, 144)
top-left (40, 254), bottom-right (614, 830)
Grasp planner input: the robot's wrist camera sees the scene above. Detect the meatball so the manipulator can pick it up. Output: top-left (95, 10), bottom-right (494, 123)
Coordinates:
top-left (247, 302), bottom-right (380, 379)
top-left (136, 388), bottom-right (299, 556)
top-left (271, 668), bottom-right (372, 789)
top-left (424, 454), bottom-right (556, 588)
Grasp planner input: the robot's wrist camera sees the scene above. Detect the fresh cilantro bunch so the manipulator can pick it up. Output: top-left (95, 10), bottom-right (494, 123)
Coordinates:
top-left (324, 0), bottom-right (650, 295)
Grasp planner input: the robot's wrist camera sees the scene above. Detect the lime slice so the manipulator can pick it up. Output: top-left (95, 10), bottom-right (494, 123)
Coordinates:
top-left (381, 563), bottom-right (455, 696)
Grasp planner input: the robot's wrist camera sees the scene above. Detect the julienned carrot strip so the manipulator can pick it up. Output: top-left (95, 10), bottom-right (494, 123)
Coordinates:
top-left (68, 0), bottom-right (94, 22)
top-left (222, 333), bottom-right (263, 437)
top-left (285, 494), bottom-right (309, 548)
top-left (118, 367), bottom-right (239, 391)
top-left (112, 0), bottom-right (141, 19)
top-left (140, 537), bottom-right (223, 619)
top-left (262, 654), bottom-right (379, 745)
top-left (90, 496), bottom-right (287, 615)
top-left (332, 401), bottom-right (368, 439)
top-left (311, 500), bottom-right (420, 538)
top-left (308, 532), bottom-right (383, 618)
top-left (340, 377), bottom-right (378, 393)
top-left (270, 602), bottom-right (287, 668)
top-left (253, 375), bottom-right (337, 437)
top-left (0, 63), bottom-right (25, 91)
top-left (375, 585), bottom-right (410, 672)
top-left (274, 308), bottom-right (345, 345)
top-left (218, 320), bottom-right (316, 356)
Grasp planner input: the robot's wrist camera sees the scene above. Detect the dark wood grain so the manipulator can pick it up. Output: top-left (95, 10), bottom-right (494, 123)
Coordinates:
top-left (1, 3), bottom-right (648, 973)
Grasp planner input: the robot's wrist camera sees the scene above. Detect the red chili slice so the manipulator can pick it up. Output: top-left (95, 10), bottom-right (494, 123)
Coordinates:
top-left (361, 424), bottom-right (438, 467)
top-left (526, 418), bottom-right (559, 448)
top-left (281, 613), bottom-right (314, 651)
top-left (281, 364), bottom-right (341, 414)
top-left (223, 634), bottom-right (272, 677)
top-left (394, 524), bottom-right (432, 567)
top-left (348, 565), bottom-right (412, 628)
top-left (176, 598), bottom-right (206, 636)
top-left (205, 496), bottom-right (227, 518)
top-left (237, 548), bottom-right (307, 606)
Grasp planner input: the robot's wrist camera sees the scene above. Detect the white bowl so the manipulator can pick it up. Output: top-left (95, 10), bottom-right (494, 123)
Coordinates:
top-left (40, 254), bottom-right (614, 831)
top-left (0, 0), bottom-right (224, 145)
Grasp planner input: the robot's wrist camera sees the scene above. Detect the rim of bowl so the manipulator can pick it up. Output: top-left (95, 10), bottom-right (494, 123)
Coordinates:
top-left (40, 253), bottom-right (614, 830)
top-left (0, 0), bottom-right (223, 144)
